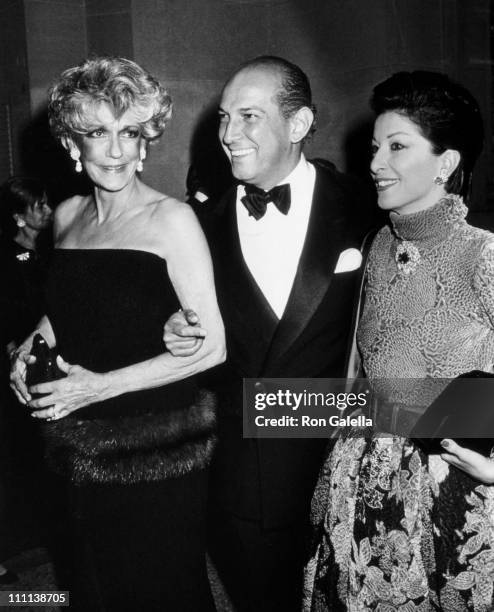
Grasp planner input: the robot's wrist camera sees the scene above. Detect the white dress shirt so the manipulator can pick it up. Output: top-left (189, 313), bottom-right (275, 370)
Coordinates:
top-left (236, 155), bottom-right (316, 319)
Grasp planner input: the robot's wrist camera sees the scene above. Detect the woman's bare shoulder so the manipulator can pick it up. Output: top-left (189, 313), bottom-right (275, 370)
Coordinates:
top-left (56, 194), bottom-right (90, 214)
top-left (149, 195), bottom-right (196, 227)
top-left (54, 195), bottom-right (90, 228)
top-left (146, 196), bottom-right (204, 260)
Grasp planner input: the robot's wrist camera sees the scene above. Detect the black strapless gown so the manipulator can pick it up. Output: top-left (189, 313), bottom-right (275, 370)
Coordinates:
top-left (43, 249), bottom-right (216, 612)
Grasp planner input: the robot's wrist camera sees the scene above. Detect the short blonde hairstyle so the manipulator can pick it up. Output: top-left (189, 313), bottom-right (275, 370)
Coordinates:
top-left (48, 56), bottom-right (172, 142)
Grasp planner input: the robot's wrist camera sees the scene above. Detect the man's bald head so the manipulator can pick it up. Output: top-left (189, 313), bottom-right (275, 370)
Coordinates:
top-left (225, 56), bottom-right (316, 139)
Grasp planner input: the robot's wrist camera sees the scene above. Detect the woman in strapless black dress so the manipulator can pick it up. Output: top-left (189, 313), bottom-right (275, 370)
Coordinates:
top-left (10, 57), bottom-right (225, 611)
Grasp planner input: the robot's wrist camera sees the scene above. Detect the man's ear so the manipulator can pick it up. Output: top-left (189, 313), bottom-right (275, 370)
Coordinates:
top-left (290, 107), bottom-right (314, 144)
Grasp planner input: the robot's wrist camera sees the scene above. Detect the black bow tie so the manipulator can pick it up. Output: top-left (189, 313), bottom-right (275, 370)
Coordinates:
top-left (241, 183), bottom-right (291, 220)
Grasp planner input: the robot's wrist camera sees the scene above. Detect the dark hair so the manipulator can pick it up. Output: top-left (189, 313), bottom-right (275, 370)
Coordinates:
top-left (234, 55), bottom-right (317, 138)
top-left (0, 176), bottom-right (47, 237)
top-left (370, 71), bottom-right (484, 198)
top-left (48, 56), bottom-right (172, 143)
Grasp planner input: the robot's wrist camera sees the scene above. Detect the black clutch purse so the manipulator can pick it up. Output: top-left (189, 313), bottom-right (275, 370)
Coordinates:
top-left (26, 333), bottom-right (66, 394)
top-left (411, 371), bottom-right (494, 456)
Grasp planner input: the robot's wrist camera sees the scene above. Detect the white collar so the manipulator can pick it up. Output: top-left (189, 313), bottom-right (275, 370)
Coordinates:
top-left (237, 154), bottom-right (313, 210)
top-left (275, 153), bottom-right (310, 189)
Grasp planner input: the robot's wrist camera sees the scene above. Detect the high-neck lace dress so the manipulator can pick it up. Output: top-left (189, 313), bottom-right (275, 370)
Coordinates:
top-left (305, 196), bottom-right (494, 612)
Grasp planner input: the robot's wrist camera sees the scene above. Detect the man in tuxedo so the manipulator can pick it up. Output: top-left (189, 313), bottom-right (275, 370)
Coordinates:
top-left (166, 56), bottom-right (375, 611)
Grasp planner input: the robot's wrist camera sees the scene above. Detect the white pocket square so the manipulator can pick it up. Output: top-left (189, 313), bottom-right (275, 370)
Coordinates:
top-left (334, 248), bottom-right (362, 273)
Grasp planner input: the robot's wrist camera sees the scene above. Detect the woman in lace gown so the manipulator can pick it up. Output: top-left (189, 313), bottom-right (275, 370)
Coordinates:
top-left (10, 57), bottom-right (225, 611)
top-left (305, 72), bottom-right (494, 611)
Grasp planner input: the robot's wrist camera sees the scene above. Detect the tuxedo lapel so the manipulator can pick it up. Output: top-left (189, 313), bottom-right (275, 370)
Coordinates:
top-left (262, 169), bottom-right (348, 371)
top-left (215, 191), bottom-right (278, 324)
top-left (213, 190), bottom-right (279, 374)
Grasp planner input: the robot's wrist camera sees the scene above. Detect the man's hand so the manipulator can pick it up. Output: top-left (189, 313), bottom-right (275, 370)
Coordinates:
top-left (163, 309), bottom-right (207, 357)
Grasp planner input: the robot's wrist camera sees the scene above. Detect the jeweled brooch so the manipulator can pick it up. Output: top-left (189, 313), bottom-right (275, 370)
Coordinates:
top-left (16, 251), bottom-right (30, 262)
top-left (395, 240), bottom-right (420, 275)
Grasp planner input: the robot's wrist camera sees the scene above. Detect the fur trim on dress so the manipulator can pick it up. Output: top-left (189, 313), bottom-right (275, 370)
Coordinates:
top-left (41, 389), bottom-right (217, 484)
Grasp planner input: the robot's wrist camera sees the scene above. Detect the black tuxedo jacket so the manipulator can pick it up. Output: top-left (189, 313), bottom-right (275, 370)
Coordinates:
top-left (197, 162), bottom-right (377, 528)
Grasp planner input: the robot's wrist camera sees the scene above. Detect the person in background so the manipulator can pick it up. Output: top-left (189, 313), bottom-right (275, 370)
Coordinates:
top-left (186, 163), bottom-right (211, 207)
top-left (305, 71), bottom-right (494, 612)
top-left (0, 177), bottom-right (53, 586)
top-left (10, 56), bottom-right (225, 611)
top-left (0, 177), bottom-right (53, 358)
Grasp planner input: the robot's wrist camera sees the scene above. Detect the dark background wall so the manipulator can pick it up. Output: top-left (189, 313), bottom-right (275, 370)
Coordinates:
top-left (0, 0), bottom-right (492, 215)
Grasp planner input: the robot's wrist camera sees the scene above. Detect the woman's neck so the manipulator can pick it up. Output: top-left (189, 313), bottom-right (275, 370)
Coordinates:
top-left (93, 177), bottom-right (141, 224)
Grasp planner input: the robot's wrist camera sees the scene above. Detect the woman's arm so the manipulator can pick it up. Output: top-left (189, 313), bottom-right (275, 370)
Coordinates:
top-left (28, 202), bottom-right (226, 419)
top-left (473, 238), bottom-right (494, 327)
top-left (10, 315), bottom-right (56, 404)
top-left (438, 237), bottom-right (494, 483)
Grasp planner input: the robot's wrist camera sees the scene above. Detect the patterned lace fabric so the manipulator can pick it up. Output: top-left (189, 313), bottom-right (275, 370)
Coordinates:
top-left (305, 196), bottom-right (494, 611)
top-left (390, 194), bottom-right (468, 243)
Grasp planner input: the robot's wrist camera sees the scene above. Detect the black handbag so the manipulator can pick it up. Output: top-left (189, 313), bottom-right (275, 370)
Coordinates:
top-left (411, 370), bottom-right (494, 456)
top-left (26, 333), bottom-right (66, 393)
